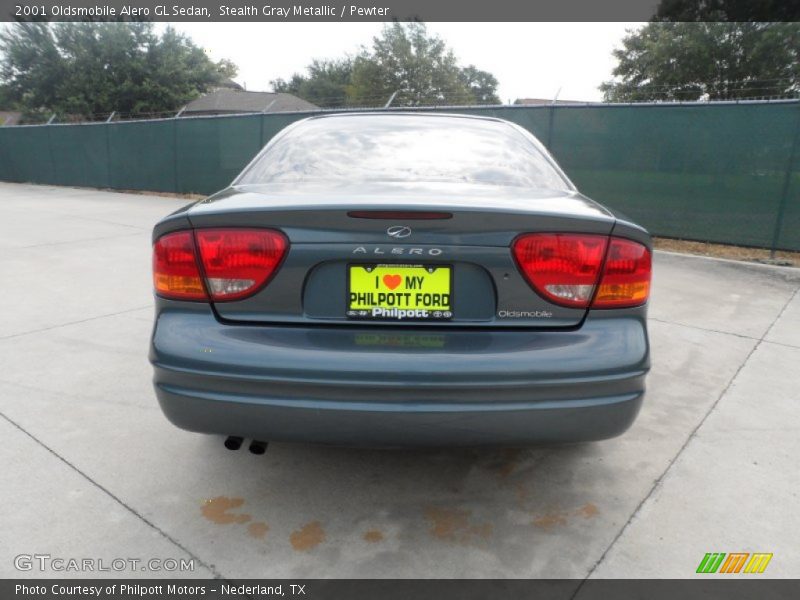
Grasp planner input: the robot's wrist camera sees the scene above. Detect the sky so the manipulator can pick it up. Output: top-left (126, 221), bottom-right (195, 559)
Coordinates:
top-left (170, 22), bottom-right (643, 104)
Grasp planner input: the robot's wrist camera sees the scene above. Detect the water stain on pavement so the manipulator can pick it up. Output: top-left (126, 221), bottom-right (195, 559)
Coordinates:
top-left (201, 496), bottom-right (252, 525)
top-left (489, 448), bottom-right (524, 479)
top-left (514, 483), bottom-right (530, 506)
top-left (247, 521), bottom-right (270, 539)
top-left (424, 507), bottom-right (493, 545)
top-left (363, 529), bottom-right (385, 543)
top-left (290, 521), bottom-right (326, 551)
top-left (532, 511), bottom-right (568, 530)
top-left (532, 503), bottom-right (599, 530)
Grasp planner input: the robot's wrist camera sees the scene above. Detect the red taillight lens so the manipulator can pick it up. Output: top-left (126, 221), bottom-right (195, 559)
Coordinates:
top-left (194, 228), bottom-right (288, 301)
top-left (593, 238), bottom-right (651, 308)
top-left (153, 231), bottom-right (206, 301)
top-left (153, 228), bottom-right (288, 302)
top-left (512, 233), bottom-right (651, 309)
top-left (512, 233), bottom-right (608, 308)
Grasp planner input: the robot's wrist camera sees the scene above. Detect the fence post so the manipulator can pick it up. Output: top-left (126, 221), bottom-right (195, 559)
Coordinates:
top-left (770, 103), bottom-right (800, 257)
top-left (172, 117), bottom-right (179, 193)
top-left (546, 104), bottom-right (555, 151)
top-left (105, 119), bottom-right (112, 188)
top-left (45, 120), bottom-right (56, 184)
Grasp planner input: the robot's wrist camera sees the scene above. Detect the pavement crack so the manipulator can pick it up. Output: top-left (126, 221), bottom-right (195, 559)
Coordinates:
top-left (572, 285), bottom-right (799, 595)
top-left (648, 317), bottom-right (760, 341)
top-left (0, 305), bottom-right (151, 341)
top-left (0, 379), bottom-right (160, 410)
top-left (762, 339), bottom-right (800, 351)
top-left (762, 286), bottom-right (800, 341)
top-left (0, 410), bottom-right (224, 579)
top-left (17, 231), bottom-right (145, 250)
top-left (48, 212), bottom-right (151, 231)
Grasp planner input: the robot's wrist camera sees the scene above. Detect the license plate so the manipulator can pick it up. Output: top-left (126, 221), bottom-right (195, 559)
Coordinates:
top-left (347, 264), bottom-right (452, 321)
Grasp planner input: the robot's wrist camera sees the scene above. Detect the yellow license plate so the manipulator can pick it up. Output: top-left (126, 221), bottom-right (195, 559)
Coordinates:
top-left (347, 264), bottom-right (452, 320)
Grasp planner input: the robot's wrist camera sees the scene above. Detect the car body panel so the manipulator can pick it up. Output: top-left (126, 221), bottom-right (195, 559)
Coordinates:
top-left (150, 304), bottom-right (648, 446)
top-left (190, 182), bottom-right (612, 222)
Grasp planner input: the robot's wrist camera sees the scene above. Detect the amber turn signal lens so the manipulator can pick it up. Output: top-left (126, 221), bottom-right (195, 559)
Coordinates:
top-left (593, 238), bottom-right (652, 308)
top-left (153, 231), bottom-right (206, 301)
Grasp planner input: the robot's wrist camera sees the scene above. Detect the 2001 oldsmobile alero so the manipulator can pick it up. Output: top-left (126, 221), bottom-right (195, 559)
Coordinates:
top-left (150, 113), bottom-right (651, 450)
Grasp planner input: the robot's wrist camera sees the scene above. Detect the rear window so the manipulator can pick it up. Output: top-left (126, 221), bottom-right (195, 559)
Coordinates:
top-left (236, 115), bottom-right (571, 190)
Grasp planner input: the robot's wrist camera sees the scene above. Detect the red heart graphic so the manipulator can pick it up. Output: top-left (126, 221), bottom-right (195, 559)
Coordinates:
top-left (383, 274), bottom-right (402, 290)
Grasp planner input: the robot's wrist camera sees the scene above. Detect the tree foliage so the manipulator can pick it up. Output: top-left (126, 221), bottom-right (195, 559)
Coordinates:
top-left (272, 23), bottom-right (500, 107)
top-left (0, 22), bottom-right (237, 119)
top-left (601, 22), bottom-right (800, 102)
top-left (654, 0), bottom-right (800, 22)
top-left (458, 65), bottom-right (501, 106)
top-left (272, 58), bottom-right (354, 108)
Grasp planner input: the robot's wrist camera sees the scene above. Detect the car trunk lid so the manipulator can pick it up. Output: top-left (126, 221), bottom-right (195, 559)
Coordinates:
top-left (186, 182), bottom-right (617, 329)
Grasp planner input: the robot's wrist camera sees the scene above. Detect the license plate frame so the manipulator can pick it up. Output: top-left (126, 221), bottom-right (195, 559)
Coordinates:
top-left (346, 263), bottom-right (453, 321)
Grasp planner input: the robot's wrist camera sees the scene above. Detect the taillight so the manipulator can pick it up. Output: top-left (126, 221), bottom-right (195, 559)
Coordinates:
top-left (593, 238), bottom-right (651, 308)
top-left (512, 233), bottom-right (651, 309)
top-left (153, 231), bottom-right (206, 300)
top-left (195, 228), bottom-right (288, 301)
top-left (153, 228), bottom-right (288, 302)
top-left (512, 233), bottom-right (608, 308)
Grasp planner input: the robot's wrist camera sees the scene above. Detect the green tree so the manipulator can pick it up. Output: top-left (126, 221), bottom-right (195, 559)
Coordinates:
top-left (0, 22), bottom-right (237, 119)
top-left (601, 22), bottom-right (800, 102)
top-left (351, 22), bottom-right (472, 107)
top-left (458, 65), bottom-right (501, 105)
top-left (271, 58), bottom-right (353, 108)
top-left (272, 23), bottom-right (500, 107)
top-left (654, 0), bottom-right (800, 22)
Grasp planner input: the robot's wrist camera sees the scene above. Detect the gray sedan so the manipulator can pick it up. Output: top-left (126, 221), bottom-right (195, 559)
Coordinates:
top-left (150, 113), bottom-right (651, 449)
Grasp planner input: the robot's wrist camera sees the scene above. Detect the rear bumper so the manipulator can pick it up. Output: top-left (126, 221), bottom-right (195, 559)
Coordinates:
top-left (150, 308), bottom-right (649, 446)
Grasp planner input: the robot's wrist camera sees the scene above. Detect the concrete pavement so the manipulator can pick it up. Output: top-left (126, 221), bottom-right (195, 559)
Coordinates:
top-left (1, 182), bottom-right (798, 579)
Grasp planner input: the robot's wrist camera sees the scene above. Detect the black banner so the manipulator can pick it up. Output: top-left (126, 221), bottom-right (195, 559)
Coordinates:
top-left (4, 580), bottom-right (800, 600)
top-left (3, 0), bottom-right (800, 23)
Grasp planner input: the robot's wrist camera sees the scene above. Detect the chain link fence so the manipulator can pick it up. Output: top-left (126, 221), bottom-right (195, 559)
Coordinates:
top-left (0, 100), bottom-right (798, 251)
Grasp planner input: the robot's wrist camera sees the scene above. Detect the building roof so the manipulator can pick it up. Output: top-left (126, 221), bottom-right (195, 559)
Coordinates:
top-left (182, 89), bottom-right (318, 115)
top-left (514, 98), bottom-right (587, 106)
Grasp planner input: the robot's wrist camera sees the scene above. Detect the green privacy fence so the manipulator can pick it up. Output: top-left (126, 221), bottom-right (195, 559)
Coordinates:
top-left (0, 101), bottom-right (798, 251)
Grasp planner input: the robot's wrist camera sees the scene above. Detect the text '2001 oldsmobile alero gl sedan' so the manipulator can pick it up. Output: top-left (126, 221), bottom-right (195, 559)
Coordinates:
top-left (150, 113), bottom-right (651, 448)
